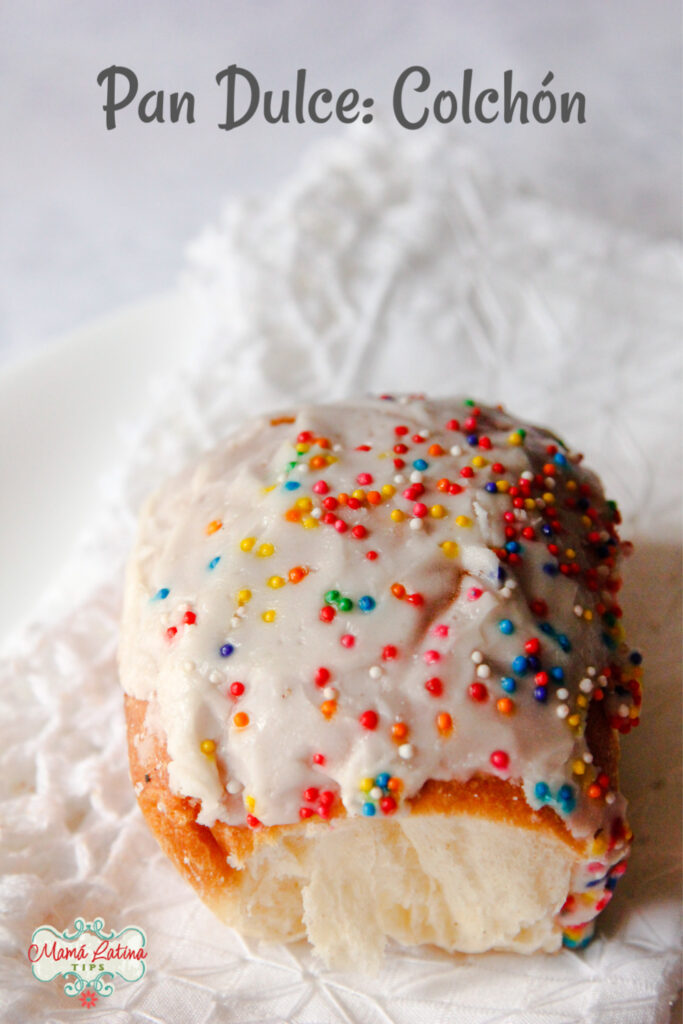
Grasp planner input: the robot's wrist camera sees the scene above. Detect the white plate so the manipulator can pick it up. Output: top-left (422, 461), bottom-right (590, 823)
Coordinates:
top-left (0, 290), bottom-right (192, 647)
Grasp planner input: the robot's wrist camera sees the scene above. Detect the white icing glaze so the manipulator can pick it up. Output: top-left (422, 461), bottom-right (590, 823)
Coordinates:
top-left (119, 397), bottom-right (640, 889)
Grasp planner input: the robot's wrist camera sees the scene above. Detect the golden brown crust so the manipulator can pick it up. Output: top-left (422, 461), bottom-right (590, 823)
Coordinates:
top-left (125, 690), bottom-right (620, 905)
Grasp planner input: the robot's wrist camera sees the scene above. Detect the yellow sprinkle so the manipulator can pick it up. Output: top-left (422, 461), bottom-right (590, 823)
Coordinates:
top-left (566, 548), bottom-right (576, 559)
top-left (543, 492), bottom-right (555, 504)
top-left (455, 515), bottom-right (472, 528)
top-left (268, 576), bottom-right (286, 589)
top-left (381, 484), bottom-right (396, 497)
top-left (262, 484), bottom-right (276, 493)
top-left (572, 760), bottom-right (586, 776)
top-left (390, 509), bottom-right (405, 522)
top-left (360, 777), bottom-right (374, 793)
top-left (200, 739), bottom-right (216, 756)
top-left (577, 695), bottom-right (589, 708)
top-left (591, 835), bottom-right (608, 856)
top-left (581, 515), bottom-right (592, 527)
top-left (262, 609), bottom-right (276, 623)
top-left (352, 489), bottom-right (366, 501)
top-left (240, 537), bottom-right (256, 552)
top-left (257, 542), bottom-right (275, 557)
top-left (508, 432), bottom-right (523, 446)
top-left (295, 497), bottom-right (313, 511)
top-left (471, 456), bottom-right (488, 468)
top-left (568, 713), bottom-right (581, 727)
top-left (567, 479), bottom-right (578, 491)
top-left (429, 504), bottom-right (447, 518)
top-left (629, 706), bottom-right (639, 719)
top-left (245, 794), bottom-right (255, 812)
top-left (524, 498), bottom-right (536, 510)
top-left (296, 443), bottom-right (310, 454)
top-left (325, 455), bottom-right (337, 465)
top-left (583, 609), bottom-right (593, 621)
top-left (302, 516), bottom-right (318, 529)
top-left (496, 480), bottom-right (510, 493)
top-left (237, 588), bottom-right (252, 605)
top-left (440, 540), bottom-right (459, 558)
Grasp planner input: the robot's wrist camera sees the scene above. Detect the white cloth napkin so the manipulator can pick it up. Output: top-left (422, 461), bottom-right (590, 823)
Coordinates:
top-left (1, 129), bottom-right (681, 1024)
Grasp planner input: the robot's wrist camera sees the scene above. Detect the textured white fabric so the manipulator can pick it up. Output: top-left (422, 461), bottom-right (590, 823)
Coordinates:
top-left (0, 130), bottom-right (681, 1023)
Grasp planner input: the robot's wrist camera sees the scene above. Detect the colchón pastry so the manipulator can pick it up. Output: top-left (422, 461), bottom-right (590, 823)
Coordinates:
top-left (119, 396), bottom-right (641, 969)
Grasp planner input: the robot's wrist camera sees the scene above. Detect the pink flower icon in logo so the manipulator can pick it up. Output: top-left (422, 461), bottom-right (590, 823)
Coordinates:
top-left (78, 987), bottom-right (98, 1009)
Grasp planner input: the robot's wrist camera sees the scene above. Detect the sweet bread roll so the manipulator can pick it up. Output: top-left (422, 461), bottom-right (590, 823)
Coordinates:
top-left (119, 396), bottom-right (641, 969)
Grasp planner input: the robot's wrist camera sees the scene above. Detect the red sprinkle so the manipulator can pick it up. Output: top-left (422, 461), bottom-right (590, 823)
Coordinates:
top-left (382, 644), bottom-right (398, 660)
top-left (246, 814), bottom-right (261, 829)
top-left (424, 677), bottom-right (443, 697)
top-left (314, 667), bottom-right (330, 687)
top-left (166, 626), bottom-right (178, 640)
top-left (380, 796), bottom-right (397, 815)
top-left (319, 790), bottom-right (335, 806)
top-left (352, 524), bottom-right (367, 539)
top-left (468, 682), bottom-right (489, 702)
top-left (359, 710), bottom-right (378, 730)
top-left (303, 787), bottom-right (319, 802)
top-left (366, 550), bottom-right (379, 560)
top-left (183, 611), bottom-right (196, 625)
top-left (340, 633), bottom-right (355, 648)
top-left (319, 606), bottom-right (336, 623)
top-left (490, 750), bottom-right (510, 770)
top-left (299, 807), bottom-right (314, 819)
top-left (312, 753), bottom-right (326, 765)
top-left (524, 638), bottom-right (541, 655)
top-left (467, 587), bottom-right (483, 601)
top-left (334, 519), bottom-right (348, 533)
top-left (313, 480), bottom-right (329, 494)
top-left (230, 681), bottom-right (245, 697)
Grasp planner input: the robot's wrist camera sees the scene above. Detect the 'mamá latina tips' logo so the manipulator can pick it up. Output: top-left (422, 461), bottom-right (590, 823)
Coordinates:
top-left (28, 917), bottom-right (147, 1008)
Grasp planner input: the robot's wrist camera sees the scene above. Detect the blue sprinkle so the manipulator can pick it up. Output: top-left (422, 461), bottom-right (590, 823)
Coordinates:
top-left (467, 434), bottom-right (479, 446)
top-left (485, 482), bottom-right (498, 493)
top-left (543, 562), bottom-right (558, 576)
top-left (557, 633), bottom-right (571, 652)
top-left (550, 666), bottom-right (565, 681)
top-left (152, 587), bottom-right (170, 601)
top-left (208, 557), bottom-right (221, 570)
top-left (505, 541), bottom-right (521, 553)
top-left (534, 781), bottom-right (551, 801)
top-left (512, 655), bottom-right (528, 674)
top-left (362, 802), bottom-right (376, 816)
top-left (497, 566), bottom-right (507, 582)
top-left (597, 545), bottom-right (609, 558)
top-left (527, 654), bottom-right (541, 671)
top-left (602, 632), bottom-right (617, 650)
top-left (554, 453), bottom-right (568, 467)
top-left (498, 618), bottom-right (515, 635)
top-left (534, 685), bottom-right (548, 702)
top-left (586, 876), bottom-right (607, 888)
top-left (358, 595), bottom-right (376, 612)
top-left (577, 498), bottom-right (590, 511)
top-left (376, 772), bottom-right (390, 789)
top-left (501, 676), bottom-right (516, 693)
top-left (558, 784), bottom-right (574, 802)
top-left (541, 524), bottom-right (554, 537)
top-left (220, 643), bottom-right (234, 658)
top-left (606, 876), bottom-right (620, 891)
top-left (412, 458), bottom-right (428, 471)
top-left (539, 622), bottom-right (555, 636)
top-left (560, 797), bottom-right (576, 814)
top-left (284, 480), bottom-right (300, 491)
top-left (629, 650), bottom-right (643, 665)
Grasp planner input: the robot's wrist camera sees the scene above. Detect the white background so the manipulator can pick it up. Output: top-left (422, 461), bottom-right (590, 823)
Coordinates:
top-left (1, 0), bottom-right (681, 362)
